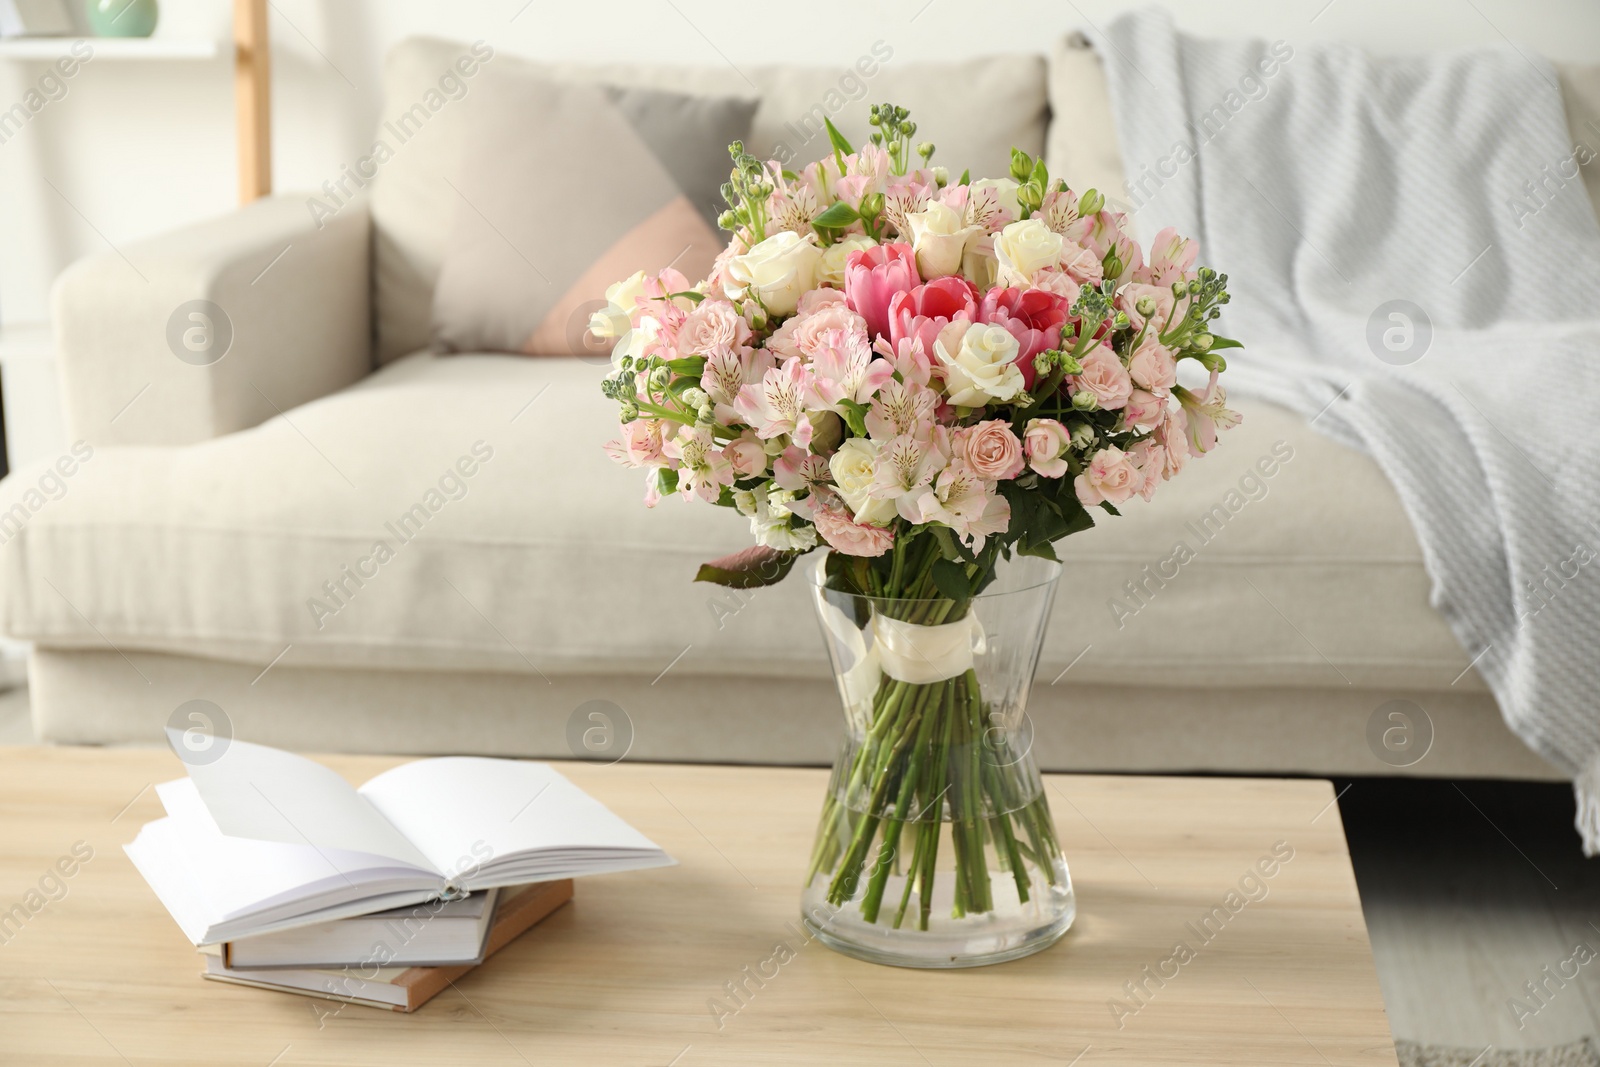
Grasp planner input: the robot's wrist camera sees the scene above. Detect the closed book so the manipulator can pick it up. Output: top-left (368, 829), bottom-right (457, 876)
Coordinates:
top-left (223, 888), bottom-right (500, 970)
top-left (200, 879), bottom-right (572, 1012)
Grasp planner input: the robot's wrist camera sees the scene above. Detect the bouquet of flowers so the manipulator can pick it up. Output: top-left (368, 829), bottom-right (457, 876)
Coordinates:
top-left (597, 105), bottom-right (1240, 955)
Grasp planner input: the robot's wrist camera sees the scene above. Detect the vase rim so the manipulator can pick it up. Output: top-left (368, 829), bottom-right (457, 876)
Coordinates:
top-left (808, 551), bottom-right (1062, 605)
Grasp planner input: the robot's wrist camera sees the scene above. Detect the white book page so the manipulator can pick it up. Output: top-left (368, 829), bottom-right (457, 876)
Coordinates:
top-left (358, 758), bottom-right (666, 879)
top-left (170, 731), bottom-right (435, 873)
top-left (154, 779), bottom-right (433, 926)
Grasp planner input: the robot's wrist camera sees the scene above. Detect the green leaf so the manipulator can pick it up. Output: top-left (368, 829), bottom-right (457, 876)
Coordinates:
top-left (693, 545), bottom-right (801, 589)
top-left (667, 290), bottom-right (705, 304)
top-left (1099, 501), bottom-right (1121, 517)
top-left (665, 356), bottom-right (706, 377)
top-left (657, 467), bottom-right (679, 497)
top-left (823, 116), bottom-right (854, 158)
top-left (930, 524), bottom-right (962, 563)
top-left (1015, 539), bottom-right (1061, 562)
top-left (958, 168), bottom-right (971, 186)
top-left (1204, 335), bottom-right (1244, 351)
top-left (1057, 499), bottom-right (1097, 538)
top-left (836, 398), bottom-right (869, 437)
top-left (811, 202), bottom-right (861, 229)
top-left (930, 558), bottom-right (971, 606)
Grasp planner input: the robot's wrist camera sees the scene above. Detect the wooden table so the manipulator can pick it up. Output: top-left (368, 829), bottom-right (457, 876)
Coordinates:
top-left (0, 747), bottom-right (1397, 1065)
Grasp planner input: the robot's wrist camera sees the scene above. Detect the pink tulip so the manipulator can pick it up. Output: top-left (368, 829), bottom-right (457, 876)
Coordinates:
top-left (887, 276), bottom-right (978, 358)
top-left (844, 243), bottom-right (920, 344)
top-left (979, 286), bottom-right (1072, 389)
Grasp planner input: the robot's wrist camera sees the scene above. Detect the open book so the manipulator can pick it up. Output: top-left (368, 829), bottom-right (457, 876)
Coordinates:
top-left (125, 734), bottom-right (672, 944)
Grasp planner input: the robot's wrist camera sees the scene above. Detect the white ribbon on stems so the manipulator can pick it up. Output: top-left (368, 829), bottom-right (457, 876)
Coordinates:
top-left (811, 557), bottom-right (986, 692)
top-left (871, 612), bottom-right (986, 684)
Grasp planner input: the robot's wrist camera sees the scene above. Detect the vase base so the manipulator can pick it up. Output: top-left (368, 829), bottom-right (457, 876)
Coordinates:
top-left (800, 897), bottom-right (1075, 969)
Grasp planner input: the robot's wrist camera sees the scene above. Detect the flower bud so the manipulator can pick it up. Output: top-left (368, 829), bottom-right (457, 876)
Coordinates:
top-left (1136, 295), bottom-right (1157, 317)
top-left (917, 141), bottom-right (935, 162)
top-left (1009, 148), bottom-right (1034, 182)
top-left (618, 401), bottom-right (639, 422)
top-left (1071, 389), bottom-right (1098, 411)
top-left (860, 192), bottom-right (885, 218)
top-left (681, 387), bottom-right (709, 409)
top-left (1078, 188), bottom-right (1105, 216)
top-left (1192, 333), bottom-right (1214, 351)
top-left (1070, 421), bottom-right (1097, 449)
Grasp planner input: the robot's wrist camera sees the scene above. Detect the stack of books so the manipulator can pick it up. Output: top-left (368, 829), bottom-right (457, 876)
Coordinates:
top-left (126, 734), bottom-right (673, 1011)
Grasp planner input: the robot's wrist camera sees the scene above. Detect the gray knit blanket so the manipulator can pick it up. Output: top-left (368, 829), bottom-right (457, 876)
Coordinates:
top-left (1089, 11), bottom-right (1600, 848)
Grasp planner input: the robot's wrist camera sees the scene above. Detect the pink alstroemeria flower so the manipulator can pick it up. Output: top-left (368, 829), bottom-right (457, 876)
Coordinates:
top-left (1176, 371), bottom-right (1243, 455)
top-left (806, 328), bottom-right (894, 412)
top-left (734, 357), bottom-right (816, 447)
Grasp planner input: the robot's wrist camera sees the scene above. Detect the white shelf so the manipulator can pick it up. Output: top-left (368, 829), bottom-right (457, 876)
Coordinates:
top-left (0, 37), bottom-right (218, 61)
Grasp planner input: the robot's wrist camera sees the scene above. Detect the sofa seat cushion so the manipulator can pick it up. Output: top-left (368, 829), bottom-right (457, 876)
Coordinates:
top-left (0, 351), bottom-right (1481, 693)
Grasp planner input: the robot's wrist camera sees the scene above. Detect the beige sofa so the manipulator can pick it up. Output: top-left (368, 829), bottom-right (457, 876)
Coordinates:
top-left (6, 36), bottom-right (1595, 779)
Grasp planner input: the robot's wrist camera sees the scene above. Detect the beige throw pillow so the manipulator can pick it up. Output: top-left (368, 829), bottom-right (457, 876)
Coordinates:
top-left (431, 72), bottom-right (755, 357)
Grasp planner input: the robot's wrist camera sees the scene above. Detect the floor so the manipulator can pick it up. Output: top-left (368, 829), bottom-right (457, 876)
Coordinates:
top-left (1, 688), bottom-right (1594, 1051)
top-left (1339, 776), bottom-right (1600, 1051)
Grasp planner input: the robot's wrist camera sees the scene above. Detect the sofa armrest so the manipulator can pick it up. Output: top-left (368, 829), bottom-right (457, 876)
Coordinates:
top-left (52, 194), bottom-right (372, 446)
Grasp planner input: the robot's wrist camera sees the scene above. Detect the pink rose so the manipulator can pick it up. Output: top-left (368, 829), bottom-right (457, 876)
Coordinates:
top-left (768, 302), bottom-right (870, 361)
top-left (1154, 408), bottom-right (1190, 479)
top-left (955, 419), bottom-right (1025, 481)
top-left (888, 276), bottom-right (978, 357)
top-left (844, 242), bottom-right (920, 344)
top-left (979, 286), bottom-right (1072, 388)
top-left (1072, 344), bottom-right (1132, 411)
top-left (723, 431), bottom-right (768, 478)
top-left (1074, 445), bottom-right (1142, 506)
top-left (812, 497), bottom-right (896, 557)
top-left (676, 299), bottom-right (751, 358)
top-left (1059, 241), bottom-right (1104, 287)
top-left (1128, 336), bottom-right (1178, 393)
top-left (1024, 418), bottom-right (1071, 478)
top-left (1115, 281), bottom-right (1180, 334)
top-left (1129, 439), bottom-right (1164, 501)
top-left (1121, 388), bottom-right (1165, 430)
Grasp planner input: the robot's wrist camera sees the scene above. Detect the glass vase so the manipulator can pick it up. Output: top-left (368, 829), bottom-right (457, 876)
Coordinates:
top-left (802, 553), bottom-right (1074, 968)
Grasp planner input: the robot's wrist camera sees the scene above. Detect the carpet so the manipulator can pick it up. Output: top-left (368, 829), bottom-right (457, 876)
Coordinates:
top-left (1397, 1040), bottom-right (1600, 1067)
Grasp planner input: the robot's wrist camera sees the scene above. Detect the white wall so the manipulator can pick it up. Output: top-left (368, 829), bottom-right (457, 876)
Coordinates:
top-left (1, 0), bottom-right (1597, 452)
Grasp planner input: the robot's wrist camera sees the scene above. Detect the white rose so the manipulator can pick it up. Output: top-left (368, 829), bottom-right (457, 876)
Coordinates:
top-left (591, 269), bottom-right (651, 341)
top-left (829, 438), bottom-right (897, 524)
top-left (611, 313), bottom-right (660, 369)
top-left (906, 200), bottom-right (979, 280)
top-left (605, 270), bottom-right (649, 313)
top-left (724, 230), bottom-right (823, 317)
top-left (994, 218), bottom-right (1064, 287)
top-left (961, 234), bottom-right (998, 292)
top-left (934, 322), bottom-right (1024, 407)
top-left (817, 234), bottom-right (877, 289)
top-left (971, 178), bottom-right (1022, 221)
top-left (588, 304), bottom-right (630, 341)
